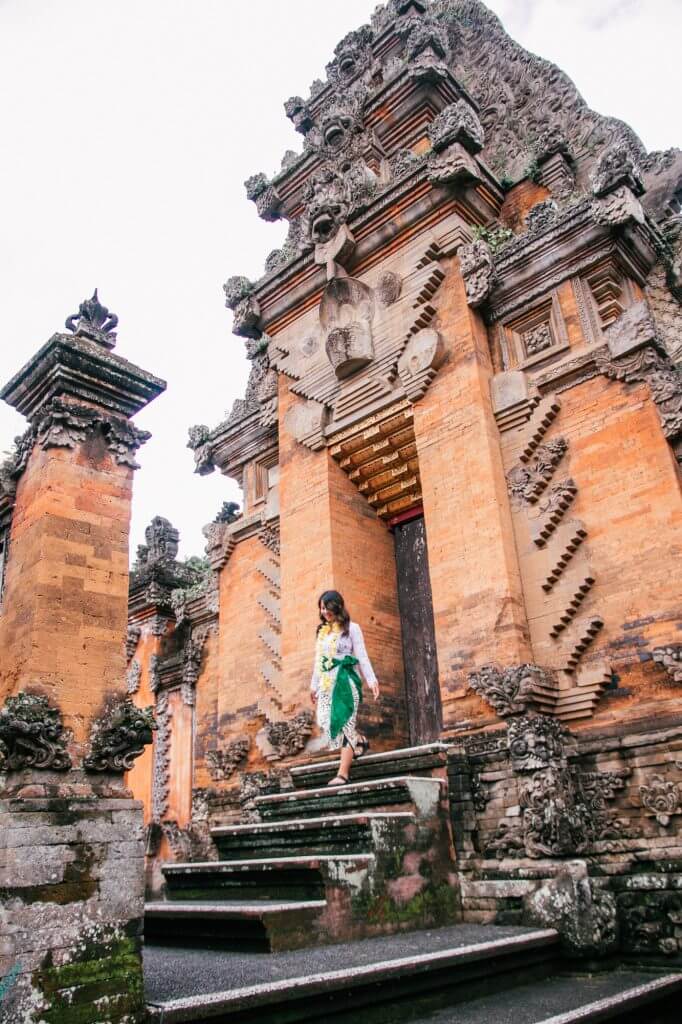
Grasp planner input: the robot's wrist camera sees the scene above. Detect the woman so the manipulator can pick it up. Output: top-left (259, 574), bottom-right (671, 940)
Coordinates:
top-left (310, 590), bottom-right (380, 786)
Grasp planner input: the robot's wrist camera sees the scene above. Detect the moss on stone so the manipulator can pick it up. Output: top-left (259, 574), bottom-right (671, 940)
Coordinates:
top-left (31, 933), bottom-right (144, 1024)
top-left (353, 881), bottom-right (458, 928)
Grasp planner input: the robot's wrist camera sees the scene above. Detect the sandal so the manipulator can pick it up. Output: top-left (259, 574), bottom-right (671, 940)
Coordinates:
top-left (353, 736), bottom-right (370, 760)
top-left (327, 774), bottom-right (349, 787)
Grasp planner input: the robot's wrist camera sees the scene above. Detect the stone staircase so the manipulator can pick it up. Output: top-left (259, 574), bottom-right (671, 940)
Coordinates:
top-left (144, 744), bottom-right (682, 1023)
top-left (146, 747), bottom-right (457, 952)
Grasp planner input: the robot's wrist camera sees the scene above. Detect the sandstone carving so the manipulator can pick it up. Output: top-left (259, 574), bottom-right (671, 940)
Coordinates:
top-left (0, 691), bottom-right (71, 772)
top-left (652, 644), bottom-right (682, 684)
top-left (458, 239), bottom-right (495, 307)
top-left (126, 624), bottom-right (141, 661)
top-left (428, 100), bottom-right (484, 156)
top-left (187, 424), bottom-right (215, 476)
top-left (524, 862), bottom-right (618, 956)
top-left (284, 399), bottom-right (329, 451)
top-left (507, 714), bottom-right (564, 772)
top-left (507, 438), bottom-right (568, 505)
top-left (126, 659), bottom-right (142, 695)
top-left (65, 288), bottom-right (118, 348)
top-left (427, 142), bottom-right (482, 187)
top-left (591, 144), bottom-right (644, 199)
top-left (264, 710), bottom-right (314, 760)
top-left (320, 277), bottom-right (375, 378)
top-left (592, 186), bottom-right (645, 228)
top-left (639, 775), bottom-right (682, 827)
top-left (525, 199), bottom-right (559, 234)
top-left (32, 397), bottom-right (150, 469)
top-left (468, 664), bottom-right (555, 718)
top-left (206, 737), bottom-right (250, 782)
top-left (223, 275), bottom-right (262, 339)
top-left (84, 699), bottom-right (156, 772)
top-left (151, 691), bottom-right (171, 820)
top-left (376, 271), bottom-right (402, 307)
top-left (397, 327), bottom-right (444, 402)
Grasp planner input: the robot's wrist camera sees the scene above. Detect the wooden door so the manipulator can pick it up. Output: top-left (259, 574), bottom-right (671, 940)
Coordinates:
top-left (394, 516), bottom-right (442, 744)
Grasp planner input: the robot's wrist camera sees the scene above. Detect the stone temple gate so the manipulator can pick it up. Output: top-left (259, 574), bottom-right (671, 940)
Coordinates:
top-left (2, 1), bottom-right (682, 1021)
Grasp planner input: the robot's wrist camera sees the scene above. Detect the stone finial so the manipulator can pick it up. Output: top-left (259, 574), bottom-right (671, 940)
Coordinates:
top-left (284, 95), bottom-right (314, 136)
top-left (214, 501), bottom-right (240, 524)
top-left (428, 101), bottom-right (484, 156)
top-left (223, 276), bottom-right (262, 339)
top-left (83, 699), bottom-right (156, 772)
top-left (0, 691), bottom-right (72, 772)
top-left (591, 144), bottom-right (644, 198)
top-left (187, 424), bottom-right (215, 476)
top-left (65, 289), bottom-right (118, 349)
top-left (135, 516), bottom-right (180, 568)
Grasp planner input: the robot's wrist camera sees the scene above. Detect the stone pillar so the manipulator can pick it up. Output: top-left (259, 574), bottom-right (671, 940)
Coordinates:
top-left (0, 294), bottom-right (165, 1023)
top-left (279, 381), bottom-right (408, 747)
top-left (413, 260), bottom-right (532, 728)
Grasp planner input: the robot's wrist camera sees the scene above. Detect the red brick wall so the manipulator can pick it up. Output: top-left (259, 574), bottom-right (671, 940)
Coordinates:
top-left (413, 257), bottom-right (533, 730)
top-left (0, 440), bottom-right (132, 749)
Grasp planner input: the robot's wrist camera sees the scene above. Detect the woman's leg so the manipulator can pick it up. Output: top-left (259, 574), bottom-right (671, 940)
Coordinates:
top-left (339, 740), bottom-right (354, 780)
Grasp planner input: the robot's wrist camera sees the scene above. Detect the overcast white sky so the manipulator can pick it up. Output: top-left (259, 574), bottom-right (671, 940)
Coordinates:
top-left (0, 0), bottom-right (679, 561)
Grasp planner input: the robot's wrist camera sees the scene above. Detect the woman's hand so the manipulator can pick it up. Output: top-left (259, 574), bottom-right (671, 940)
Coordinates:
top-left (310, 689), bottom-right (318, 706)
top-left (370, 682), bottom-right (380, 701)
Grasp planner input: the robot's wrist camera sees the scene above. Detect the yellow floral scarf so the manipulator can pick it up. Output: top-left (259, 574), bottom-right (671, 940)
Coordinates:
top-left (317, 622), bottom-right (341, 692)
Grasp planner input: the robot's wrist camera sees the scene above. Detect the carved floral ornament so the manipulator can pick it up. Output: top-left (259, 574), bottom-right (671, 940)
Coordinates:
top-left (467, 663), bottom-right (555, 718)
top-left (639, 774), bottom-right (682, 827)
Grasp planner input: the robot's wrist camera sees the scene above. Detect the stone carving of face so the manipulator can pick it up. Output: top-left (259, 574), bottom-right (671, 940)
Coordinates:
top-left (507, 714), bottom-right (564, 772)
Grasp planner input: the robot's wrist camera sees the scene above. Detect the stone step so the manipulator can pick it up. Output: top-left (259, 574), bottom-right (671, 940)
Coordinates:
top-left (290, 741), bottom-right (449, 789)
top-left (396, 972), bottom-right (682, 1024)
top-left (144, 925), bottom-right (561, 1023)
top-left (144, 899), bottom-right (326, 953)
top-left (162, 853), bottom-right (374, 903)
top-left (254, 774), bottom-right (444, 822)
top-left (211, 811), bottom-right (415, 859)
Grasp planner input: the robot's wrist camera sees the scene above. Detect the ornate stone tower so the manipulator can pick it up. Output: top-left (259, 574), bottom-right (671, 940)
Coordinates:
top-left (0, 293), bottom-right (165, 1022)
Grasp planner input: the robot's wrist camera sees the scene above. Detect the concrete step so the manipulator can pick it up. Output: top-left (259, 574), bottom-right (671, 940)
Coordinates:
top-left (144, 924), bottom-right (561, 1023)
top-left (211, 811), bottom-right (416, 859)
top-left (290, 742), bottom-right (449, 790)
top-left (162, 853), bottom-right (374, 903)
top-left (144, 899), bottom-right (326, 953)
top-left (254, 775), bottom-right (444, 822)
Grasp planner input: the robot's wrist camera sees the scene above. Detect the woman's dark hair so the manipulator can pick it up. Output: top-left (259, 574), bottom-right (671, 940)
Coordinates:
top-left (317, 590), bottom-right (350, 635)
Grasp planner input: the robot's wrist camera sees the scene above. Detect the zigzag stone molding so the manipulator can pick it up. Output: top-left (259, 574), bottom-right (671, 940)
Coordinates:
top-left (256, 530), bottom-right (285, 721)
top-left (504, 394), bottom-right (610, 718)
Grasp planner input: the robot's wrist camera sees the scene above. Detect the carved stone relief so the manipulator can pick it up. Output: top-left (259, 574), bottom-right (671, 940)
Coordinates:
top-left (83, 699), bottom-right (156, 772)
top-left (320, 277), bottom-right (376, 378)
top-left (459, 240), bottom-right (495, 308)
top-left (264, 710), bottom-right (314, 760)
top-left (652, 644), bottom-right (682, 685)
top-left (0, 691), bottom-right (71, 772)
top-left (151, 691), bottom-right (171, 821)
top-left (206, 737), bottom-right (250, 782)
top-left (639, 775), bottom-right (682, 827)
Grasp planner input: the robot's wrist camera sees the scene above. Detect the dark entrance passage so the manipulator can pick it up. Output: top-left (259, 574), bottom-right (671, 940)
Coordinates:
top-left (393, 514), bottom-right (442, 745)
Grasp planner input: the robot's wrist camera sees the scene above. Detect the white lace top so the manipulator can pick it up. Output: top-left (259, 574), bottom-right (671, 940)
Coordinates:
top-left (310, 621), bottom-right (378, 695)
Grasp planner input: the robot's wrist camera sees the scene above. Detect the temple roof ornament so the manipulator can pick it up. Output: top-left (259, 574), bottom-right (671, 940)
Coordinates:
top-left (65, 289), bottom-right (118, 349)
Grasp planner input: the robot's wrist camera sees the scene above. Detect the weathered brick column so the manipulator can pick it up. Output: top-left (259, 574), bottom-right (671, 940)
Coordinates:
top-left (413, 259), bottom-right (532, 727)
top-left (0, 294), bottom-right (165, 1023)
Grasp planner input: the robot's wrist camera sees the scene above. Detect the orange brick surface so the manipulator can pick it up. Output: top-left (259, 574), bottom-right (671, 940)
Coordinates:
top-left (0, 441), bottom-right (133, 751)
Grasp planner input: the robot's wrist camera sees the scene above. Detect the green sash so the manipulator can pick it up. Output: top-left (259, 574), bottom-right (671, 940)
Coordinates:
top-left (322, 655), bottom-right (363, 739)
